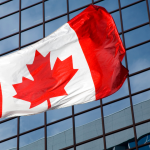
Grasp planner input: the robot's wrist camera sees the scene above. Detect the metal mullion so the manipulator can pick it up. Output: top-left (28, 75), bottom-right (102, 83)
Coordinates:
top-left (0, 0), bottom-right (12, 5)
top-left (42, 0), bottom-right (47, 149)
top-left (118, 0), bottom-right (138, 149)
top-left (92, 0), bottom-right (94, 4)
top-left (146, 0), bottom-right (150, 24)
top-left (0, 10), bottom-right (19, 20)
top-left (100, 99), bottom-right (106, 150)
top-left (67, 0), bottom-right (69, 22)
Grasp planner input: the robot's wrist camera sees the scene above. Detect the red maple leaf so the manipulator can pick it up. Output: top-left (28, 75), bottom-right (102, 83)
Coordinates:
top-left (13, 50), bottom-right (78, 109)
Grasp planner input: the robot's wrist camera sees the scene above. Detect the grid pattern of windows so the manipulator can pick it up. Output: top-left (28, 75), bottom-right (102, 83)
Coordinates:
top-left (0, 0), bottom-right (150, 150)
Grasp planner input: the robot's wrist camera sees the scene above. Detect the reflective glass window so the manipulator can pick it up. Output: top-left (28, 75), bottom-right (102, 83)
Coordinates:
top-left (45, 16), bottom-right (67, 37)
top-left (102, 80), bottom-right (128, 104)
top-left (21, 4), bottom-right (43, 30)
top-left (0, 13), bottom-right (19, 39)
top-left (127, 42), bottom-right (150, 74)
top-left (0, 119), bottom-right (17, 141)
top-left (21, 25), bottom-right (43, 46)
top-left (45, 0), bottom-right (67, 20)
top-left (0, 34), bottom-right (19, 54)
top-left (21, 0), bottom-right (41, 8)
top-left (76, 138), bottom-right (104, 150)
top-left (125, 25), bottom-right (150, 48)
top-left (120, 0), bottom-right (140, 7)
top-left (20, 113), bottom-right (44, 133)
top-left (19, 128), bottom-right (44, 149)
top-left (130, 70), bottom-right (150, 93)
top-left (69, 8), bottom-right (85, 20)
top-left (0, 138), bottom-right (17, 150)
top-left (69, 0), bottom-right (91, 11)
top-left (95, 0), bottom-right (118, 12)
top-left (47, 119), bottom-right (73, 150)
top-left (47, 106), bottom-right (72, 123)
top-left (75, 108), bottom-right (102, 143)
top-left (133, 91), bottom-right (150, 123)
top-left (122, 1), bottom-right (149, 30)
top-left (104, 98), bottom-right (132, 133)
top-left (75, 100), bottom-right (100, 113)
top-left (0, 0), bottom-right (19, 17)
top-left (106, 128), bottom-right (135, 149)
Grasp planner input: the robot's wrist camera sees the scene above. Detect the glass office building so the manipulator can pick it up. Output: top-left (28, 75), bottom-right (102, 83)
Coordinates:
top-left (0, 0), bottom-right (150, 150)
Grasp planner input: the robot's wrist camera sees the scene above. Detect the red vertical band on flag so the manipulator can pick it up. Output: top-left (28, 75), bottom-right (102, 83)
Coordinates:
top-left (68, 5), bottom-right (128, 100)
top-left (0, 83), bottom-right (2, 118)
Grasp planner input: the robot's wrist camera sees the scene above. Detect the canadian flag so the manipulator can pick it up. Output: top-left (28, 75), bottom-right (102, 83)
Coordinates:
top-left (0, 5), bottom-right (128, 118)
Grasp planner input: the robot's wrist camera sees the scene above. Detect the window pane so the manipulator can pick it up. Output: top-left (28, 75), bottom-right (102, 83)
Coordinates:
top-left (0, 138), bottom-right (17, 150)
top-left (69, 8), bottom-right (85, 20)
top-left (104, 98), bottom-right (132, 133)
top-left (0, 0), bottom-right (19, 17)
top-left (20, 113), bottom-right (44, 133)
top-left (69, 0), bottom-right (91, 11)
top-left (106, 128), bottom-right (135, 149)
top-left (45, 16), bottom-right (67, 37)
top-left (130, 70), bottom-right (150, 93)
top-left (21, 0), bottom-right (41, 8)
top-left (122, 1), bottom-right (149, 30)
top-left (47, 119), bottom-right (73, 150)
top-left (21, 25), bottom-right (43, 46)
top-left (127, 42), bottom-right (150, 74)
top-left (133, 92), bottom-right (150, 123)
top-left (111, 11), bottom-right (121, 33)
top-left (74, 101), bottom-right (100, 113)
top-left (95, 0), bottom-right (118, 12)
top-left (47, 107), bottom-right (72, 123)
top-left (76, 138), bottom-right (104, 150)
top-left (124, 25), bottom-right (150, 48)
top-left (139, 145), bottom-right (150, 150)
top-left (21, 4), bottom-right (43, 30)
top-left (136, 122), bottom-right (150, 146)
top-left (0, 119), bottom-right (17, 141)
top-left (20, 128), bottom-right (44, 149)
top-left (102, 80), bottom-right (128, 104)
top-left (75, 108), bottom-right (102, 143)
top-left (0, 34), bottom-right (19, 55)
top-left (45, 0), bottom-right (67, 20)
top-left (0, 13), bottom-right (19, 39)
top-left (120, 0), bottom-right (140, 7)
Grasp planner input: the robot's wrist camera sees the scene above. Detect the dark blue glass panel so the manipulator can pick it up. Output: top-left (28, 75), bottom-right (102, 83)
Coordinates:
top-left (0, 119), bottom-right (17, 141)
top-left (102, 80), bottom-right (129, 104)
top-left (0, 35), bottom-right (19, 54)
top-left (69, 8), bottom-right (85, 20)
top-left (106, 128), bottom-right (135, 149)
top-left (45, 16), bottom-right (67, 37)
top-left (21, 0), bottom-right (41, 8)
top-left (47, 106), bottom-right (72, 123)
top-left (127, 42), bottom-right (150, 74)
top-left (104, 98), bottom-right (132, 133)
top-left (0, 13), bottom-right (19, 39)
top-left (20, 113), bottom-right (44, 133)
top-left (0, 138), bottom-right (17, 150)
top-left (45, 0), bottom-right (67, 20)
top-left (139, 145), bottom-right (150, 150)
top-left (0, 0), bottom-right (19, 17)
top-left (125, 25), bottom-right (150, 48)
top-left (74, 100), bottom-right (100, 113)
top-left (75, 108), bottom-right (102, 143)
top-left (120, 0), bottom-right (140, 7)
top-left (111, 11), bottom-right (121, 33)
top-left (95, 0), bottom-right (118, 12)
top-left (47, 119), bottom-right (73, 150)
top-left (21, 25), bottom-right (43, 46)
top-left (69, 0), bottom-right (91, 11)
top-left (130, 70), bottom-right (150, 93)
top-left (21, 4), bottom-right (43, 30)
top-left (76, 138), bottom-right (104, 150)
top-left (122, 1), bottom-right (149, 30)
top-left (20, 128), bottom-right (44, 149)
